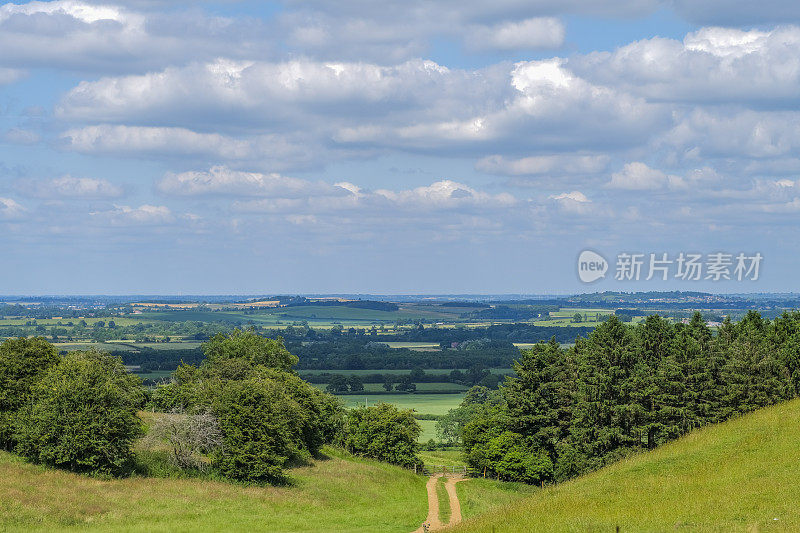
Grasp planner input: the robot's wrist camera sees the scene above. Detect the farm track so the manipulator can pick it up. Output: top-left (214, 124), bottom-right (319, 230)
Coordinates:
top-left (413, 474), bottom-right (468, 532)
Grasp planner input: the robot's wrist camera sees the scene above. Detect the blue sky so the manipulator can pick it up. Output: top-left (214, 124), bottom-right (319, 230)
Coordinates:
top-left (0, 0), bottom-right (799, 294)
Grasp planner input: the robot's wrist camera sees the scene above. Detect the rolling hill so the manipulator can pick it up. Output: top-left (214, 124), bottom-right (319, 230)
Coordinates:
top-left (453, 398), bottom-right (800, 532)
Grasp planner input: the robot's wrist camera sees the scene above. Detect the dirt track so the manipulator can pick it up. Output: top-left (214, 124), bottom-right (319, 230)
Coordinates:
top-left (412, 474), bottom-right (468, 532)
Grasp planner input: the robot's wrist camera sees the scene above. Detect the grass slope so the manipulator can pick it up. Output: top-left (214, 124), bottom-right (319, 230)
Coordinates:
top-left (454, 398), bottom-right (800, 532)
top-left (0, 448), bottom-right (426, 533)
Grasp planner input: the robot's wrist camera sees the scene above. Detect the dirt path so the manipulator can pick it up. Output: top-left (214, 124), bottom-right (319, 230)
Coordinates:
top-left (413, 474), bottom-right (442, 533)
top-left (412, 475), bottom-right (469, 532)
top-left (444, 477), bottom-right (465, 526)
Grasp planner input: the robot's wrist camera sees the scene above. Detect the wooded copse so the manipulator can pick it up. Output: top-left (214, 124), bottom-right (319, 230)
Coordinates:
top-left (0, 331), bottom-right (423, 483)
top-left (458, 311), bottom-right (800, 484)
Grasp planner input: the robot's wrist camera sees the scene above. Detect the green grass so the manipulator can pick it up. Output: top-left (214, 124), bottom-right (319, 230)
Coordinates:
top-left (454, 398), bottom-right (800, 532)
top-left (418, 450), bottom-right (467, 468)
top-left (313, 382), bottom-right (467, 394)
top-left (436, 477), bottom-right (451, 524)
top-left (383, 342), bottom-right (441, 350)
top-left (300, 369), bottom-right (470, 377)
top-left (135, 305), bottom-right (453, 326)
top-left (456, 479), bottom-right (538, 520)
top-left (0, 447), bottom-right (427, 532)
top-left (53, 342), bottom-right (140, 352)
top-left (337, 393), bottom-right (464, 416)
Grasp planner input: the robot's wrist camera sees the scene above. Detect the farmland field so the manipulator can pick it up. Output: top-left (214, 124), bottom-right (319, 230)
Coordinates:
top-left (313, 382), bottom-right (468, 393)
top-left (299, 368), bottom-right (514, 377)
top-left (337, 393), bottom-right (464, 416)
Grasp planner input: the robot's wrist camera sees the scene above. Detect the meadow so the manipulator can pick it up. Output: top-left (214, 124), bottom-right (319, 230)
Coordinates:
top-left (336, 393), bottom-right (465, 416)
top-left (0, 447), bottom-right (428, 533)
top-left (454, 398), bottom-right (800, 532)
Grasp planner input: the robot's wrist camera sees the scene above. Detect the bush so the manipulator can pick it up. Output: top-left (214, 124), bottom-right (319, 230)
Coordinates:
top-left (203, 330), bottom-right (298, 370)
top-left (0, 337), bottom-right (59, 448)
top-left (145, 410), bottom-right (222, 471)
top-left (151, 331), bottom-right (344, 483)
top-left (211, 377), bottom-right (309, 483)
top-left (15, 350), bottom-right (144, 476)
top-left (341, 403), bottom-right (422, 468)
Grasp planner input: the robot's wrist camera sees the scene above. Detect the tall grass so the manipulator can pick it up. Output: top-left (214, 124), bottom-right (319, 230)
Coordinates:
top-left (0, 446), bottom-right (427, 532)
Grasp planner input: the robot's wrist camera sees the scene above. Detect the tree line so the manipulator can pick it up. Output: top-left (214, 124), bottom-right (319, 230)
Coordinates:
top-left (457, 311), bottom-right (800, 484)
top-left (0, 331), bottom-right (423, 482)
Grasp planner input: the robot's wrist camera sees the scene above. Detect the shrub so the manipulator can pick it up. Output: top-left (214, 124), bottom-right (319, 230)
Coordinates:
top-left (152, 332), bottom-right (344, 483)
top-left (146, 410), bottom-right (222, 471)
top-left (15, 350), bottom-right (144, 476)
top-left (210, 377), bottom-right (309, 483)
top-left (342, 403), bottom-right (422, 468)
top-left (203, 330), bottom-right (298, 370)
top-left (0, 337), bottom-right (59, 448)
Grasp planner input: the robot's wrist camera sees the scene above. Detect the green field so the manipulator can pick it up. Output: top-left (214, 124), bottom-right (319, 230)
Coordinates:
top-left (383, 342), bottom-right (441, 350)
top-left (337, 393), bottom-right (464, 416)
top-left (134, 304), bottom-right (456, 327)
top-left (299, 368), bottom-right (514, 377)
top-left (456, 479), bottom-right (538, 520)
top-left (314, 382), bottom-right (467, 394)
top-left (418, 449), bottom-right (467, 467)
top-left (0, 447), bottom-right (427, 532)
top-left (454, 398), bottom-right (800, 532)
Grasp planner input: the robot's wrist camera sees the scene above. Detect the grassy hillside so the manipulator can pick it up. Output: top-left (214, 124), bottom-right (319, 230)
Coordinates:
top-left (453, 398), bottom-right (800, 532)
top-left (0, 447), bottom-right (426, 532)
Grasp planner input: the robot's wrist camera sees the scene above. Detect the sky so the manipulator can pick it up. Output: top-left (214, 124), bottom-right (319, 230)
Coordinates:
top-left (1, 0), bottom-right (799, 295)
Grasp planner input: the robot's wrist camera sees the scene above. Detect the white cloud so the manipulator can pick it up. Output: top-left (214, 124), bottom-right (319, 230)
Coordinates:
top-left (663, 109), bottom-right (800, 160)
top-left (157, 166), bottom-right (345, 198)
top-left (2, 128), bottom-right (40, 145)
top-left (0, 0), bottom-right (273, 73)
top-left (573, 26), bottom-right (800, 106)
top-left (549, 190), bottom-right (594, 214)
top-left (15, 176), bottom-right (124, 199)
top-left (334, 59), bottom-right (665, 152)
top-left (374, 180), bottom-right (517, 208)
top-left (91, 204), bottom-right (174, 225)
top-left (476, 154), bottom-right (609, 176)
top-left (467, 18), bottom-right (565, 51)
top-left (0, 197), bottom-right (26, 219)
top-left (59, 125), bottom-right (317, 169)
top-left (608, 162), bottom-right (684, 190)
top-left (0, 67), bottom-right (23, 85)
top-left (550, 191), bottom-right (589, 202)
top-left (57, 57), bottom-right (663, 163)
top-left (670, 0), bottom-right (800, 25)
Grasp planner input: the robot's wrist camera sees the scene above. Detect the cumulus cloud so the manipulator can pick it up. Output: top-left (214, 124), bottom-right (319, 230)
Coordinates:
top-left (91, 204), bottom-right (174, 225)
top-left (663, 108), bottom-right (800, 160)
top-left (0, 67), bottom-right (23, 84)
top-left (230, 177), bottom-right (518, 214)
top-left (335, 59), bottom-right (665, 153)
top-left (476, 154), bottom-right (609, 176)
top-left (670, 0), bottom-right (800, 25)
top-left (572, 26), bottom-right (800, 107)
top-left (59, 125), bottom-right (318, 169)
top-left (466, 18), bottom-right (565, 51)
top-left (607, 162), bottom-right (685, 190)
top-left (0, 0), bottom-right (273, 73)
top-left (15, 176), bottom-right (124, 199)
top-left (549, 191), bottom-right (594, 214)
top-left (157, 166), bottom-right (346, 198)
top-left (56, 57), bottom-right (665, 164)
top-left (2, 128), bottom-right (40, 145)
top-left (0, 197), bottom-right (26, 219)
